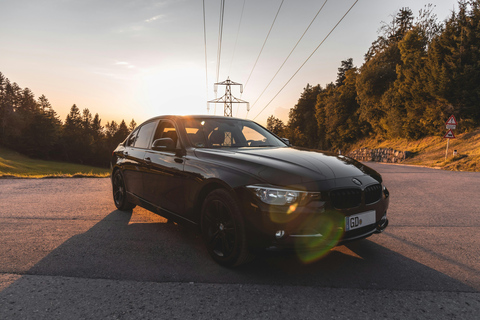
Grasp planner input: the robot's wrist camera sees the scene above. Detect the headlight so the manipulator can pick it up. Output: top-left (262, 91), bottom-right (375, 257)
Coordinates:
top-left (247, 185), bottom-right (319, 206)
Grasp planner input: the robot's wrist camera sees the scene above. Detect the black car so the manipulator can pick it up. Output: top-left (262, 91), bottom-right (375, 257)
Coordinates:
top-left (111, 115), bottom-right (389, 266)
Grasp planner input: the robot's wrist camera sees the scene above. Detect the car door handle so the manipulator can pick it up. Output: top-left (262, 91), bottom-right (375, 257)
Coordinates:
top-left (145, 157), bottom-right (152, 163)
top-left (174, 158), bottom-right (184, 164)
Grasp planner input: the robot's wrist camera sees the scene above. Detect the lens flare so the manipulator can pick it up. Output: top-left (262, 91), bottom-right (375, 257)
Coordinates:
top-left (294, 210), bottom-right (345, 263)
top-left (268, 203), bottom-right (299, 223)
top-left (287, 204), bottom-right (297, 214)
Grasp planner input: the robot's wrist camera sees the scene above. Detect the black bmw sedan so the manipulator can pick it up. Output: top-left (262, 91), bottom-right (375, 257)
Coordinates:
top-left (111, 115), bottom-right (389, 267)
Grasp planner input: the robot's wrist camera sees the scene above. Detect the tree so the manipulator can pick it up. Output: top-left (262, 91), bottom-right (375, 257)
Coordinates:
top-left (356, 46), bottom-right (399, 137)
top-left (266, 116), bottom-right (285, 136)
top-left (62, 104), bottom-right (84, 162)
top-left (114, 120), bottom-right (129, 144)
top-left (128, 119), bottom-right (137, 132)
top-left (314, 83), bottom-right (335, 150)
top-left (22, 103), bottom-right (61, 158)
top-left (426, 0), bottom-right (480, 130)
top-left (357, 7), bottom-right (417, 137)
top-left (0, 81), bottom-right (23, 147)
top-left (336, 58), bottom-right (354, 87)
top-left (0, 71), bottom-right (137, 167)
top-left (286, 84), bottom-right (322, 148)
top-left (0, 73), bottom-right (8, 145)
top-left (316, 67), bottom-right (365, 150)
top-left (365, 8), bottom-right (414, 61)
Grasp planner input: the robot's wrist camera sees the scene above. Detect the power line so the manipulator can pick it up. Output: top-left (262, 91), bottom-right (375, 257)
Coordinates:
top-left (252, 0), bottom-right (359, 121)
top-left (214, 0), bottom-right (226, 114)
top-left (232, 0), bottom-right (247, 118)
top-left (242, 0), bottom-right (284, 92)
top-left (229, 0), bottom-right (246, 76)
top-left (215, 0), bottom-right (226, 85)
top-left (246, 0), bottom-right (328, 118)
top-left (203, 0), bottom-right (210, 112)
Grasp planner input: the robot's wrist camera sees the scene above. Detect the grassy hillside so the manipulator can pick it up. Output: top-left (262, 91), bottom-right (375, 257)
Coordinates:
top-left (348, 129), bottom-right (480, 172)
top-left (0, 147), bottom-right (110, 178)
top-left (2, 128), bottom-right (479, 178)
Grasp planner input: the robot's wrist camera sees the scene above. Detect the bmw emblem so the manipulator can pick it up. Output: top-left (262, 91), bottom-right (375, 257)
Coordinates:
top-left (352, 178), bottom-right (362, 186)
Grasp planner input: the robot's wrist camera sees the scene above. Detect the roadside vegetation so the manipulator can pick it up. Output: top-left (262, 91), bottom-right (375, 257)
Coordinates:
top-left (348, 129), bottom-right (480, 172)
top-left (267, 1), bottom-right (480, 172)
top-left (0, 147), bottom-right (110, 178)
top-left (0, 77), bottom-right (136, 169)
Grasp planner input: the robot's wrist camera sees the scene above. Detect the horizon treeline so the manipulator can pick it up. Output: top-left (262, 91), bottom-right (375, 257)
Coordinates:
top-left (267, 1), bottom-right (480, 151)
top-left (0, 72), bottom-right (135, 167)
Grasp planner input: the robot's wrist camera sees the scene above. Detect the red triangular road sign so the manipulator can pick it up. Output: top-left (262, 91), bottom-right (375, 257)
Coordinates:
top-left (446, 115), bottom-right (457, 126)
top-left (444, 129), bottom-right (455, 139)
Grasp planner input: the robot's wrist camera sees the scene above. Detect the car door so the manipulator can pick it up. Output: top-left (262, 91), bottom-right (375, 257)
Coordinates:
top-left (122, 120), bottom-right (158, 199)
top-left (143, 120), bottom-right (186, 216)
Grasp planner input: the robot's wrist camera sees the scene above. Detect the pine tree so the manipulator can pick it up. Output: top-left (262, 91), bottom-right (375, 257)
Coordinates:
top-left (426, 0), bottom-right (480, 130)
top-left (0, 73), bottom-right (6, 145)
top-left (286, 84), bottom-right (322, 148)
top-left (62, 104), bottom-right (84, 162)
top-left (336, 58), bottom-right (354, 87)
top-left (128, 119), bottom-right (137, 132)
top-left (266, 116), bottom-right (285, 136)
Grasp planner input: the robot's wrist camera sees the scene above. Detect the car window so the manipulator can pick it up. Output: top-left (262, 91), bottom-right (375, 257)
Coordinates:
top-left (184, 118), bottom-right (286, 148)
top-left (153, 121), bottom-right (180, 149)
top-left (185, 120), bottom-right (208, 147)
top-left (134, 121), bottom-right (157, 149)
top-left (242, 126), bottom-right (267, 146)
top-left (125, 128), bottom-right (139, 147)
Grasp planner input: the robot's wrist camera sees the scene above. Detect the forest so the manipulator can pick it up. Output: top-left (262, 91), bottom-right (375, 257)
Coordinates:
top-left (267, 1), bottom-right (480, 152)
top-left (0, 73), bottom-right (135, 168)
top-left (1, 1), bottom-right (480, 167)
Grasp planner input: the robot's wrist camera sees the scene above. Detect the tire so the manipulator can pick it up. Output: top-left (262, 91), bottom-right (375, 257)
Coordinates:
top-left (112, 170), bottom-right (136, 211)
top-left (201, 189), bottom-right (254, 267)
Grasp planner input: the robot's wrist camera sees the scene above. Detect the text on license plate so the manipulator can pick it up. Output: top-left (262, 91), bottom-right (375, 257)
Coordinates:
top-left (345, 210), bottom-right (376, 231)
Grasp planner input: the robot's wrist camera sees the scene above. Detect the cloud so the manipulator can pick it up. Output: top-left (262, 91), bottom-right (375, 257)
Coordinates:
top-left (145, 14), bottom-right (165, 23)
top-left (115, 61), bottom-right (136, 69)
top-left (114, 24), bottom-right (146, 35)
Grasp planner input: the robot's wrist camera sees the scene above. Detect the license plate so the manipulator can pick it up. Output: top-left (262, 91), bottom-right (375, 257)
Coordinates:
top-left (345, 210), bottom-right (376, 231)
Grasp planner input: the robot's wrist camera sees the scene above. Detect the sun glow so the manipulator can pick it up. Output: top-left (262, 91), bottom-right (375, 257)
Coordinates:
top-left (135, 63), bottom-right (209, 118)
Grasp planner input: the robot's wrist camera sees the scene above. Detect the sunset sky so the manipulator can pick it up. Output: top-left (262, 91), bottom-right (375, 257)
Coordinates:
top-left (1, 0), bottom-right (459, 126)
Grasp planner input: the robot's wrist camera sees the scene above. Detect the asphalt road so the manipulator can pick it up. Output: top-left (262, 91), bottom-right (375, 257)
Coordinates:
top-left (0, 163), bottom-right (479, 319)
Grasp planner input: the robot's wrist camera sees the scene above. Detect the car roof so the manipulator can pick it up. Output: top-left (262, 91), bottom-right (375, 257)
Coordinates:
top-left (141, 115), bottom-right (251, 124)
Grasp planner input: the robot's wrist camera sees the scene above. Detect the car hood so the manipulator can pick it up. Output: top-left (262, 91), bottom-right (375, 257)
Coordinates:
top-left (193, 147), bottom-right (381, 187)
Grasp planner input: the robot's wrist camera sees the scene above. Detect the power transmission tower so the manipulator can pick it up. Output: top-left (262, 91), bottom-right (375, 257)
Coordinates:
top-left (208, 77), bottom-right (249, 117)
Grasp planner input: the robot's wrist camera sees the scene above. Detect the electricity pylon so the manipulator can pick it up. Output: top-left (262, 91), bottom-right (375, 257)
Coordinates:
top-left (208, 77), bottom-right (249, 117)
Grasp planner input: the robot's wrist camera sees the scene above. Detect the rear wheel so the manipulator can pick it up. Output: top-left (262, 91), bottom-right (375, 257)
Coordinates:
top-left (112, 170), bottom-right (136, 211)
top-left (201, 189), bottom-right (253, 267)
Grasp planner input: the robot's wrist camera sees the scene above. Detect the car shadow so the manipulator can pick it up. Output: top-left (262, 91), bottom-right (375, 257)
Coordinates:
top-left (16, 209), bottom-right (476, 293)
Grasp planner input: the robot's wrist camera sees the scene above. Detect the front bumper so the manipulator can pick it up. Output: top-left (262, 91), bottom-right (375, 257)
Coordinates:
top-left (237, 187), bottom-right (389, 251)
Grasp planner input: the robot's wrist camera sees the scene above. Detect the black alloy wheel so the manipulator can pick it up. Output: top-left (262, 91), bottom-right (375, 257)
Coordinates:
top-left (112, 170), bottom-right (136, 211)
top-left (201, 189), bottom-right (253, 267)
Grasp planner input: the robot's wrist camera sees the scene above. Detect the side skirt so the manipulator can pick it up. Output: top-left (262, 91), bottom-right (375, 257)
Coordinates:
top-left (126, 192), bottom-right (198, 228)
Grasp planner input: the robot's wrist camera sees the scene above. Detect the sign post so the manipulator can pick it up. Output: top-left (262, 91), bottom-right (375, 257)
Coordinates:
top-left (444, 115), bottom-right (457, 160)
top-left (445, 115), bottom-right (457, 130)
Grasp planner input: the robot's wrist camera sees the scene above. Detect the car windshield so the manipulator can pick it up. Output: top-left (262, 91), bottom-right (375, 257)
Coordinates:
top-left (184, 118), bottom-right (287, 148)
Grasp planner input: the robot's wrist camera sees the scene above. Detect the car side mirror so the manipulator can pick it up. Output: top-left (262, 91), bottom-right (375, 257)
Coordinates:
top-left (280, 138), bottom-right (291, 146)
top-left (152, 138), bottom-right (175, 151)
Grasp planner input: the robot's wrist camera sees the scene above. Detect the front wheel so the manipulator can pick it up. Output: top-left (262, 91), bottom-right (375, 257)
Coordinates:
top-left (112, 170), bottom-right (136, 211)
top-left (201, 189), bottom-right (253, 267)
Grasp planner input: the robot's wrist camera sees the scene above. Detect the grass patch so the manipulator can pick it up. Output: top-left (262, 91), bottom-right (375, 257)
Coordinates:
top-left (0, 147), bottom-right (110, 178)
top-left (348, 129), bottom-right (480, 172)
